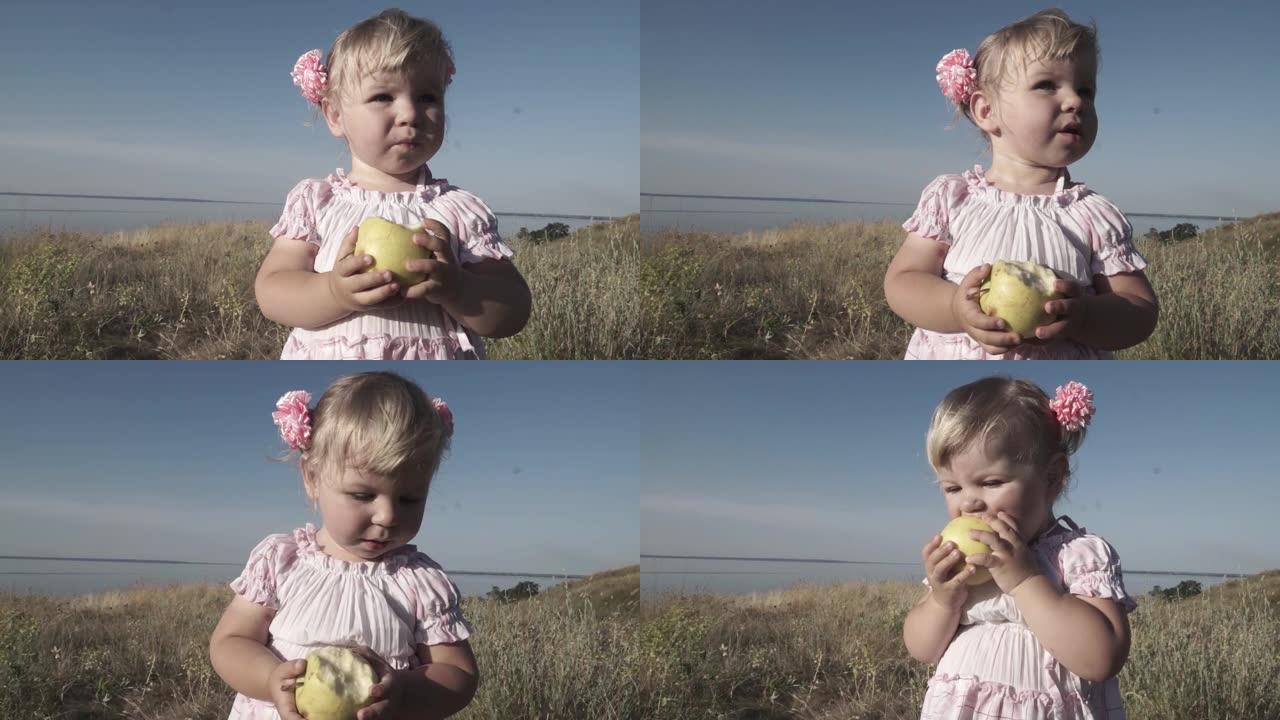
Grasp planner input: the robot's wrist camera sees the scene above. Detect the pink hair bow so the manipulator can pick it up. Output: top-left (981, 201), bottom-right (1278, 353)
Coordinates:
top-left (432, 397), bottom-right (454, 434)
top-left (936, 48), bottom-right (977, 106)
top-left (273, 390), bottom-right (313, 451)
top-left (1050, 381), bottom-right (1094, 433)
top-left (291, 50), bottom-right (328, 105)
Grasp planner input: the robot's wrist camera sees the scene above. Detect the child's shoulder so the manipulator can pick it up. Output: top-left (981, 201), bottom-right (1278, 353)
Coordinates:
top-left (1037, 518), bottom-right (1122, 567)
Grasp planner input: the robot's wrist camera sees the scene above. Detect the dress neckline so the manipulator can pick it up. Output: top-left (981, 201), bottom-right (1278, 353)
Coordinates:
top-left (329, 164), bottom-right (447, 202)
top-left (293, 523), bottom-right (417, 574)
top-left (963, 165), bottom-right (1089, 207)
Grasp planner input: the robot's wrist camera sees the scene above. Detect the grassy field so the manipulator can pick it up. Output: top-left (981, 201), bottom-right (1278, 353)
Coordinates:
top-left (2, 211), bottom-right (1276, 359)
top-left (639, 570), bottom-right (1280, 720)
top-left (0, 565), bottom-right (638, 720)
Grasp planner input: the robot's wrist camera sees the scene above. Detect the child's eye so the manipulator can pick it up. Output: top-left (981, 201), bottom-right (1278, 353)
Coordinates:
top-left (350, 493), bottom-right (374, 501)
top-left (943, 486), bottom-right (960, 494)
top-left (420, 94), bottom-right (438, 103)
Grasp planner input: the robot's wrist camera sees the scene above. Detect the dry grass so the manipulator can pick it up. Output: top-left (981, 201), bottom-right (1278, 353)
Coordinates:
top-left (0, 566), bottom-right (639, 720)
top-left (3, 210), bottom-right (1275, 358)
top-left (640, 571), bottom-right (1280, 720)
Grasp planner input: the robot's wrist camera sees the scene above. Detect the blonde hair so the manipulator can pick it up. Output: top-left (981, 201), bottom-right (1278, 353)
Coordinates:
top-left (960, 8), bottom-right (1099, 130)
top-left (321, 8), bottom-right (454, 107)
top-left (302, 372), bottom-right (451, 492)
top-left (926, 377), bottom-right (1086, 483)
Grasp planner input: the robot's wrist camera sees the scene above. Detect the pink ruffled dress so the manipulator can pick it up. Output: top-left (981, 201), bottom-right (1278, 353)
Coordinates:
top-left (919, 516), bottom-right (1137, 720)
top-left (268, 165), bottom-right (515, 359)
top-left (224, 524), bottom-right (474, 720)
top-left (901, 166), bottom-right (1148, 360)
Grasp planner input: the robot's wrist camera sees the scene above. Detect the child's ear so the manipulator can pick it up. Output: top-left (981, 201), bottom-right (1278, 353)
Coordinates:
top-left (321, 98), bottom-right (346, 140)
top-left (1046, 453), bottom-right (1068, 502)
top-left (969, 91), bottom-right (999, 136)
top-left (299, 457), bottom-right (319, 501)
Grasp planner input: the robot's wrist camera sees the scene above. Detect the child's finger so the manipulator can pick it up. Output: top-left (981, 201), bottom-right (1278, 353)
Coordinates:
top-left (353, 283), bottom-right (401, 306)
top-left (336, 225), bottom-right (360, 258)
top-left (335, 253), bottom-right (376, 278)
top-left (1034, 319), bottom-right (1069, 341)
top-left (922, 534), bottom-right (943, 561)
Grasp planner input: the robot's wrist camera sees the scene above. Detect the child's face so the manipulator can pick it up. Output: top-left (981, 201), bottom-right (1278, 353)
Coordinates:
top-left (306, 464), bottom-right (428, 562)
top-left (986, 53), bottom-right (1097, 171)
top-left (325, 66), bottom-right (446, 182)
top-left (935, 436), bottom-right (1062, 538)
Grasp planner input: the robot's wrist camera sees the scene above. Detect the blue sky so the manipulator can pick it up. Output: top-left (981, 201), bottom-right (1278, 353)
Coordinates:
top-left (0, 1), bottom-right (637, 224)
top-left (0, 362), bottom-right (639, 578)
top-left (641, 362), bottom-right (1279, 578)
top-left (643, 0), bottom-right (1279, 219)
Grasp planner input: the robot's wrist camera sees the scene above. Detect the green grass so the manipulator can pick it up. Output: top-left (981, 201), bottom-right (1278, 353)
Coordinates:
top-left (0, 566), bottom-right (639, 720)
top-left (640, 571), bottom-right (1280, 720)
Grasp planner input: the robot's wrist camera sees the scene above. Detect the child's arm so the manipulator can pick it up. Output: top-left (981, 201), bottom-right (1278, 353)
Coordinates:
top-left (399, 223), bottom-right (532, 339)
top-left (903, 534), bottom-right (979, 664)
top-left (255, 229), bottom-right (402, 330)
top-left (209, 595), bottom-right (306, 715)
top-left (884, 232), bottom-right (964, 332)
top-left (1008, 577), bottom-right (1131, 682)
top-left (903, 591), bottom-right (964, 664)
top-left (884, 232), bottom-right (1021, 352)
top-left (388, 641), bottom-right (479, 719)
top-left (1068, 271), bottom-right (1158, 350)
top-left (437, 259), bottom-right (532, 338)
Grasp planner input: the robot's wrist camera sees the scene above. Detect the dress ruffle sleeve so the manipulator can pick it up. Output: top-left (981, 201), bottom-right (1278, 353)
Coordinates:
top-left (1057, 534), bottom-right (1138, 613)
top-left (400, 555), bottom-right (475, 646)
top-left (1068, 194), bottom-right (1147, 277)
top-left (902, 174), bottom-right (968, 245)
top-left (430, 188), bottom-right (515, 265)
top-left (269, 178), bottom-right (332, 246)
top-left (228, 533), bottom-right (300, 610)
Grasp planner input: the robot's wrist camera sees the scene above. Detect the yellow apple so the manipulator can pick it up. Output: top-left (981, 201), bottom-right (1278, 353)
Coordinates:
top-left (294, 646), bottom-right (378, 720)
top-left (355, 216), bottom-right (431, 289)
top-left (940, 516), bottom-right (994, 586)
top-left (978, 260), bottom-right (1064, 339)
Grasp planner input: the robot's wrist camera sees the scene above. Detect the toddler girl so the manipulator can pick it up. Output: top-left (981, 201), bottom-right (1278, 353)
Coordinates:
top-left (209, 372), bottom-right (477, 719)
top-left (884, 9), bottom-right (1158, 359)
top-left (256, 8), bottom-right (531, 359)
top-left (903, 377), bottom-right (1134, 719)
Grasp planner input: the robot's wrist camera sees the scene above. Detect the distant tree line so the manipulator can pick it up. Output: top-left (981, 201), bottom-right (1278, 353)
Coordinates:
top-left (1149, 579), bottom-right (1202, 601)
top-left (487, 579), bottom-right (540, 603)
top-left (515, 222), bottom-right (571, 245)
top-left (1143, 223), bottom-right (1199, 243)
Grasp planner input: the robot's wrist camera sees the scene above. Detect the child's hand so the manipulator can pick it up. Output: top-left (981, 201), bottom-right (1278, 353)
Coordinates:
top-left (1030, 274), bottom-right (1086, 343)
top-left (402, 220), bottom-right (462, 306)
top-left (328, 225), bottom-right (403, 311)
top-left (922, 534), bottom-right (976, 611)
top-left (951, 264), bottom-right (1023, 355)
top-left (965, 511), bottom-right (1041, 594)
top-left (350, 646), bottom-right (407, 720)
top-left (267, 658), bottom-right (308, 720)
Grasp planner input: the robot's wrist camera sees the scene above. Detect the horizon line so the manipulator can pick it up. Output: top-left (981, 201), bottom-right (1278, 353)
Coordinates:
top-left (640, 192), bottom-right (1242, 221)
top-left (640, 554), bottom-right (1253, 578)
top-left (1, 192), bottom-right (621, 222)
top-left (0, 555), bottom-right (585, 579)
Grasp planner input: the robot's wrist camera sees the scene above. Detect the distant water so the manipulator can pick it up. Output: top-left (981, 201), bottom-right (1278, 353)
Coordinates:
top-left (640, 195), bottom-right (1234, 237)
top-left (641, 556), bottom-right (1242, 598)
top-left (0, 195), bottom-right (604, 237)
top-left (0, 556), bottom-right (578, 599)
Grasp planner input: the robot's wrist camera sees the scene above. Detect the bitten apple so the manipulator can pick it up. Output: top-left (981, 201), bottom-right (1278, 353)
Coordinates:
top-left (978, 260), bottom-right (1064, 339)
top-left (355, 216), bottom-right (432, 289)
top-left (294, 646), bottom-right (378, 720)
top-left (940, 516), bottom-right (994, 586)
